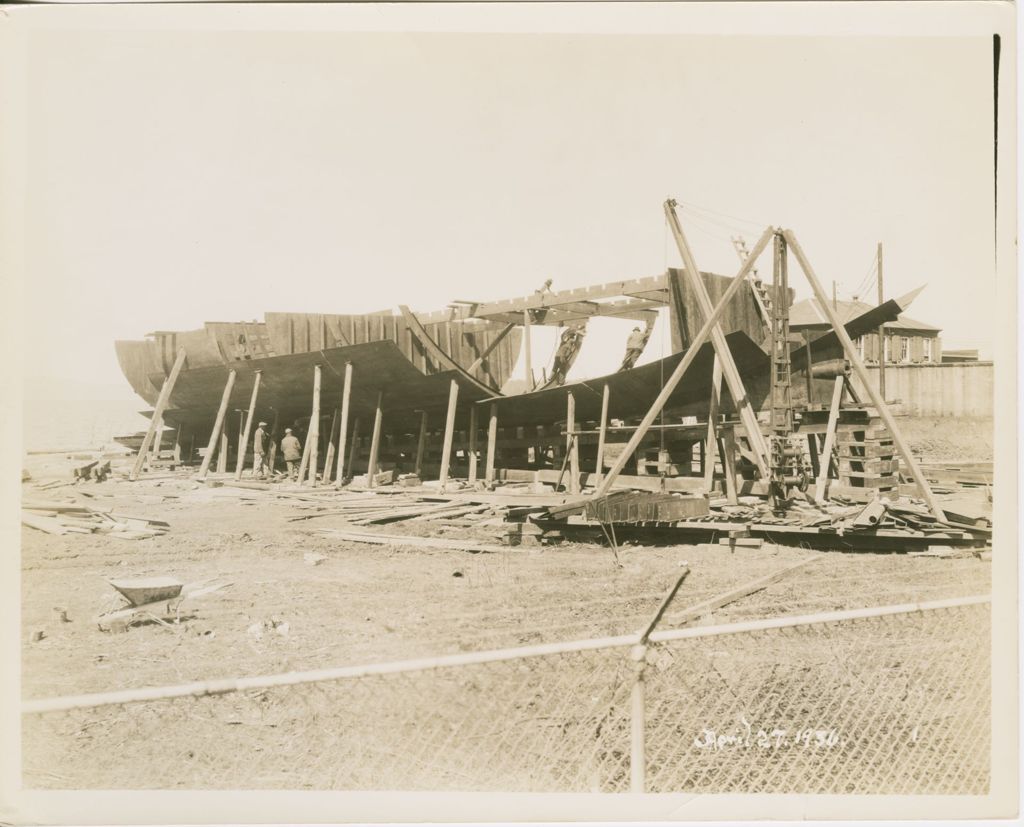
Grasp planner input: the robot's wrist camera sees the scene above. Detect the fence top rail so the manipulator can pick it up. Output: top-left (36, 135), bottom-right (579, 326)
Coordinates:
top-left (22, 594), bottom-right (990, 716)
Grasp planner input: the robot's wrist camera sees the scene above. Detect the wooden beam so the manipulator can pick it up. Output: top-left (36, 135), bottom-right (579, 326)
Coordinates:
top-left (172, 425), bottom-right (182, 466)
top-left (468, 405), bottom-right (479, 484)
top-left (594, 383), bottom-right (610, 486)
top-left (234, 371), bottom-right (262, 480)
top-left (594, 226), bottom-right (774, 497)
top-left (334, 362), bottom-right (353, 487)
top-left (304, 365), bottom-right (322, 486)
top-left (216, 430), bottom-right (229, 475)
top-left (722, 426), bottom-right (739, 505)
top-left (322, 407), bottom-right (340, 485)
top-left (703, 356), bottom-right (722, 490)
top-left (567, 390), bottom-right (580, 494)
top-left (297, 434), bottom-right (312, 485)
top-left (413, 410), bottom-right (428, 478)
top-left (665, 201), bottom-right (770, 477)
top-left (877, 242), bottom-right (886, 398)
top-left (130, 347), bottom-right (187, 481)
top-left (783, 230), bottom-right (946, 520)
top-left (267, 410), bottom-right (279, 474)
top-left (234, 410), bottom-right (246, 474)
top-left (467, 323), bottom-right (516, 373)
top-left (485, 402), bottom-right (498, 484)
top-left (347, 418), bottom-right (361, 479)
top-left (366, 392), bottom-right (384, 488)
top-left (148, 412), bottom-right (162, 471)
top-left (411, 274), bottom-right (671, 325)
top-left (438, 379), bottom-right (459, 491)
top-left (815, 376), bottom-right (845, 499)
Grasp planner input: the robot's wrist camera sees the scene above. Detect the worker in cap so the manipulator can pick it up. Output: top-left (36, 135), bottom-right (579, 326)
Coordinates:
top-left (280, 427), bottom-right (302, 481)
top-left (252, 420), bottom-right (270, 479)
top-left (619, 326), bottom-right (649, 372)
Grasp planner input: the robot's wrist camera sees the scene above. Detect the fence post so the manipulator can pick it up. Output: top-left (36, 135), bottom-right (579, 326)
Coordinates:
top-left (630, 643), bottom-right (648, 793)
top-left (629, 567), bottom-right (690, 794)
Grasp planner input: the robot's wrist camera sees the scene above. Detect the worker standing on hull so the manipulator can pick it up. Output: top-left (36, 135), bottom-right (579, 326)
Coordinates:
top-left (619, 326), bottom-right (649, 371)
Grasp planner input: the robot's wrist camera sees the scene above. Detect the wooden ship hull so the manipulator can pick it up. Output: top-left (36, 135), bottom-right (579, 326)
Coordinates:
top-left (115, 267), bottom-right (914, 486)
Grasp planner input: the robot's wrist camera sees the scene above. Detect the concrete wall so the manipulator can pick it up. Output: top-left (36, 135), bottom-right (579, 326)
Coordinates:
top-left (851, 362), bottom-right (993, 418)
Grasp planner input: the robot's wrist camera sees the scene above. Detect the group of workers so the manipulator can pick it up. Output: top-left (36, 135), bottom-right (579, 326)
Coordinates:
top-left (249, 421), bottom-right (304, 480)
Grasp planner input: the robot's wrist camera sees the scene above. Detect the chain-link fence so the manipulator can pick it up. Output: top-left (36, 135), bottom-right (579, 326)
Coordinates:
top-left (23, 596), bottom-right (990, 794)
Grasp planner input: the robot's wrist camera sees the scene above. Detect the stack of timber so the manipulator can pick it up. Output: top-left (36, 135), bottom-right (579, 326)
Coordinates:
top-left (833, 412), bottom-right (899, 499)
top-left (285, 492), bottom-right (492, 525)
top-left (21, 498), bottom-right (169, 540)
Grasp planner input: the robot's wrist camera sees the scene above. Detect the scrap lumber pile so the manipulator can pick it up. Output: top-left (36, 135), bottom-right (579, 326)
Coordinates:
top-left (21, 498), bottom-right (169, 540)
top-left (529, 489), bottom-right (990, 552)
top-left (285, 492), bottom-right (493, 525)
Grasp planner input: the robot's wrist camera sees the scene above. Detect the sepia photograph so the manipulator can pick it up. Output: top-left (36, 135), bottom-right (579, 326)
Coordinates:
top-left (0, 1), bottom-right (1017, 823)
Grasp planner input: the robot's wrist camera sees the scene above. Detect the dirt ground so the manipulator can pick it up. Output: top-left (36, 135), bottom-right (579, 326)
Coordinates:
top-left (898, 416), bottom-right (993, 462)
top-left (18, 420), bottom-right (994, 790)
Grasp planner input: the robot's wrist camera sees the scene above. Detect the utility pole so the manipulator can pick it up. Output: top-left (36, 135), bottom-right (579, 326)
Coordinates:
top-left (832, 281), bottom-right (837, 310)
top-left (877, 242), bottom-right (886, 398)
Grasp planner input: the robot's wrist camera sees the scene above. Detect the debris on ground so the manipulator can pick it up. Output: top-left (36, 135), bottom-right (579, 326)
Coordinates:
top-left (317, 528), bottom-right (516, 554)
top-left (21, 497), bottom-right (169, 539)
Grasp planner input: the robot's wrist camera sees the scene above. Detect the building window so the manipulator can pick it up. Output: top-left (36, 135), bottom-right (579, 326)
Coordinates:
top-left (923, 338), bottom-right (932, 362)
top-left (883, 336), bottom-right (891, 363)
top-left (855, 336), bottom-right (865, 360)
top-left (899, 337), bottom-right (910, 363)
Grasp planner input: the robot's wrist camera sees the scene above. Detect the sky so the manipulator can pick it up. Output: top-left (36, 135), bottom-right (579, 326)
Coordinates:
top-left (17, 24), bottom-right (997, 404)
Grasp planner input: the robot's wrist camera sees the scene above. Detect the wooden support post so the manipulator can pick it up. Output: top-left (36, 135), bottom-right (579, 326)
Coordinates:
top-left (814, 376), bottom-right (845, 499)
top-left (267, 410), bottom-right (279, 474)
top-left (334, 362), bottom-right (353, 487)
top-left (235, 410), bottom-right (246, 473)
top-left (438, 379), bottom-right (459, 491)
top-left (703, 357), bottom-right (722, 491)
top-left (234, 371), bottom-right (262, 480)
top-left (523, 310), bottom-right (533, 390)
top-left (148, 413), bottom-right (163, 470)
top-left (806, 433), bottom-right (820, 478)
top-left (297, 428), bottom-right (312, 482)
top-left (130, 347), bottom-right (187, 481)
top-left (594, 383), bottom-right (610, 485)
top-left (303, 365), bottom-right (322, 486)
top-left (877, 242), bottom-right (886, 398)
top-left (347, 418), bottom-right (361, 479)
top-left (216, 430), bottom-right (229, 475)
top-left (567, 390), bottom-right (580, 494)
top-left (722, 426), bottom-right (739, 505)
top-left (783, 230), bottom-right (946, 520)
top-left (485, 403), bottom-right (498, 485)
top-left (468, 405), bottom-right (479, 484)
top-left (595, 226), bottom-right (774, 497)
top-left (413, 410), bottom-right (428, 479)
top-left (322, 407), bottom-right (340, 485)
top-left (665, 201), bottom-right (770, 477)
top-left (366, 392), bottom-right (384, 488)
top-left (172, 425), bottom-right (182, 465)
